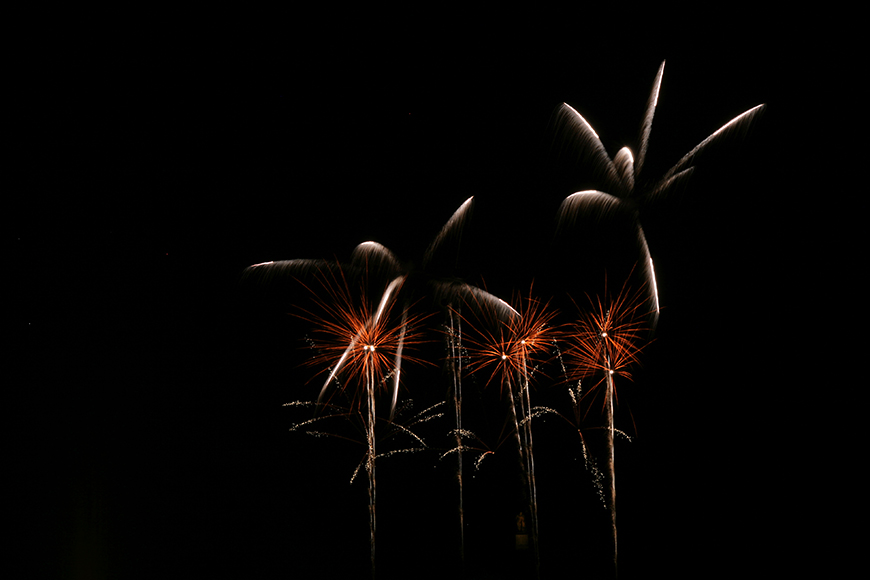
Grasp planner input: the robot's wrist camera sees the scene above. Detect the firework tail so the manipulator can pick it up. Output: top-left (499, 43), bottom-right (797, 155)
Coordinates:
top-left (518, 347), bottom-right (541, 578)
top-left (292, 263), bottom-right (431, 577)
top-left (366, 365), bottom-right (377, 579)
top-left (447, 306), bottom-right (466, 568)
top-left (509, 325), bottom-right (540, 575)
top-left (604, 362), bottom-right (617, 577)
top-left (570, 279), bottom-right (649, 578)
top-left (505, 365), bottom-right (541, 579)
top-left (465, 288), bottom-right (554, 579)
top-left (439, 282), bottom-right (520, 569)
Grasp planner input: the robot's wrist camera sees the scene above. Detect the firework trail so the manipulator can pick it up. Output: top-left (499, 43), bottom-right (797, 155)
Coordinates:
top-left (284, 395), bottom-right (444, 576)
top-left (556, 60), bottom-right (766, 329)
top-left (566, 276), bottom-right (650, 577)
top-left (424, 198), bottom-right (477, 569)
top-left (421, 196), bottom-right (529, 570)
top-left (444, 305), bottom-right (466, 563)
top-left (458, 285), bottom-right (560, 578)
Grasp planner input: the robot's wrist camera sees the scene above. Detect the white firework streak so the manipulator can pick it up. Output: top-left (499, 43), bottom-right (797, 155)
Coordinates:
top-left (661, 104), bottom-right (767, 182)
top-left (636, 60), bottom-right (665, 179)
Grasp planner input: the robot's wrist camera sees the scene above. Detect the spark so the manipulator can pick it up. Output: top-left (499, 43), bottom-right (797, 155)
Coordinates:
top-left (474, 451), bottom-right (494, 470)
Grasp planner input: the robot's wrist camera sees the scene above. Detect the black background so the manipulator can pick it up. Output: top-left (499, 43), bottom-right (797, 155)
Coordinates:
top-left (11, 16), bottom-right (813, 580)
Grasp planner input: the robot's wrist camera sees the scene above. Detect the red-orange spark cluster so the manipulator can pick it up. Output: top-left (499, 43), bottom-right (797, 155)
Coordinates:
top-left (294, 266), bottom-right (432, 409)
top-left (459, 288), bottom-right (561, 395)
top-left (567, 281), bottom-right (649, 406)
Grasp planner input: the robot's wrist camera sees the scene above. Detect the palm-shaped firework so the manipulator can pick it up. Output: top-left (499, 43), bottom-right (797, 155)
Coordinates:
top-left (457, 286), bottom-right (560, 576)
top-left (556, 60), bottom-right (766, 328)
top-left (566, 277), bottom-right (650, 577)
top-left (242, 197), bottom-right (501, 571)
top-left (291, 260), bottom-right (433, 578)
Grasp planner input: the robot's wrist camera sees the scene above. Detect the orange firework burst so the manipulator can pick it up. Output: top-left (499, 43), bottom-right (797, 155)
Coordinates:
top-left (567, 277), bottom-right (650, 413)
top-left (458, 286), bottom-right (561, 396)
top-left (455, 285), bottom-right (559, 574)
top-left (294, 264), bottom-right (433, 414)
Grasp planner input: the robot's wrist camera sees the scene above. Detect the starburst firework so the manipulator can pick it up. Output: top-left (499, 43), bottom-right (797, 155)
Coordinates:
top-left (460, 287), bottom-right (559, 395)
top-left (567, 280), bottom-right (649, 410)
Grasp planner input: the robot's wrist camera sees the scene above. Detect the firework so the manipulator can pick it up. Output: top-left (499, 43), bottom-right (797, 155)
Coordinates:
top-left (557, 60), bottom-right (766, 328)
top-left (233, 60), bottom-right (766, 576)
top-left (566, 276), bottom-right (650, 576)
top-left (421, 197), bottom-right (505, 570)
top-left (458, 285), bottom-right (561, 576)
top-left (243, 197), bottom-right (486, 572)
top-left (290, 258), bottom-right (433, 578)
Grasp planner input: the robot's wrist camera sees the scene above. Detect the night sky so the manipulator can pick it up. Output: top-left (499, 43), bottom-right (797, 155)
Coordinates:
top-left (11, 22), bottom-right (811, 580)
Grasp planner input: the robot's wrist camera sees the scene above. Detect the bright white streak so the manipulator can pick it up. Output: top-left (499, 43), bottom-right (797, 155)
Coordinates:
top-left (635, 224), bottom-right (660, 330)
top-left (498, 298), bottom-right (521, 318)
top-left (374, 276), bottom-right (405, 325)
top-left (371, 275), bottom-right (406, 418)
top-left (562, 103), bottom-right (599, 139)
top-left (647, 167), bottom-right (694, 202)
top-left (651, 60), bottom-right (664, 107)
top-left (455, 196), bottom-right (473, 216)
top-left (664, 103), bottom-right (766, 179)
top-left (317, 275), bottom-right (405, 406)
top-left (422, 196), bottom-right (474, 269)
top-left (249, 261), bottom-right (274, 268)
top-left (614, 147), bottom-right (635, 194)
top-left (560, 103), bottom-right (621, 192)
top-left (709, 104), bottom-right (766, 139)
top-left (636, 60), bottom-right (665, 180)
top-left (390, 309), bottom-right (407, 420)
top-left (556, 190), bottom-right (624, 231)
top-left (352, 240), bottom-right (402, 272)
top-left (318, 336), bottom-right (358, 403)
